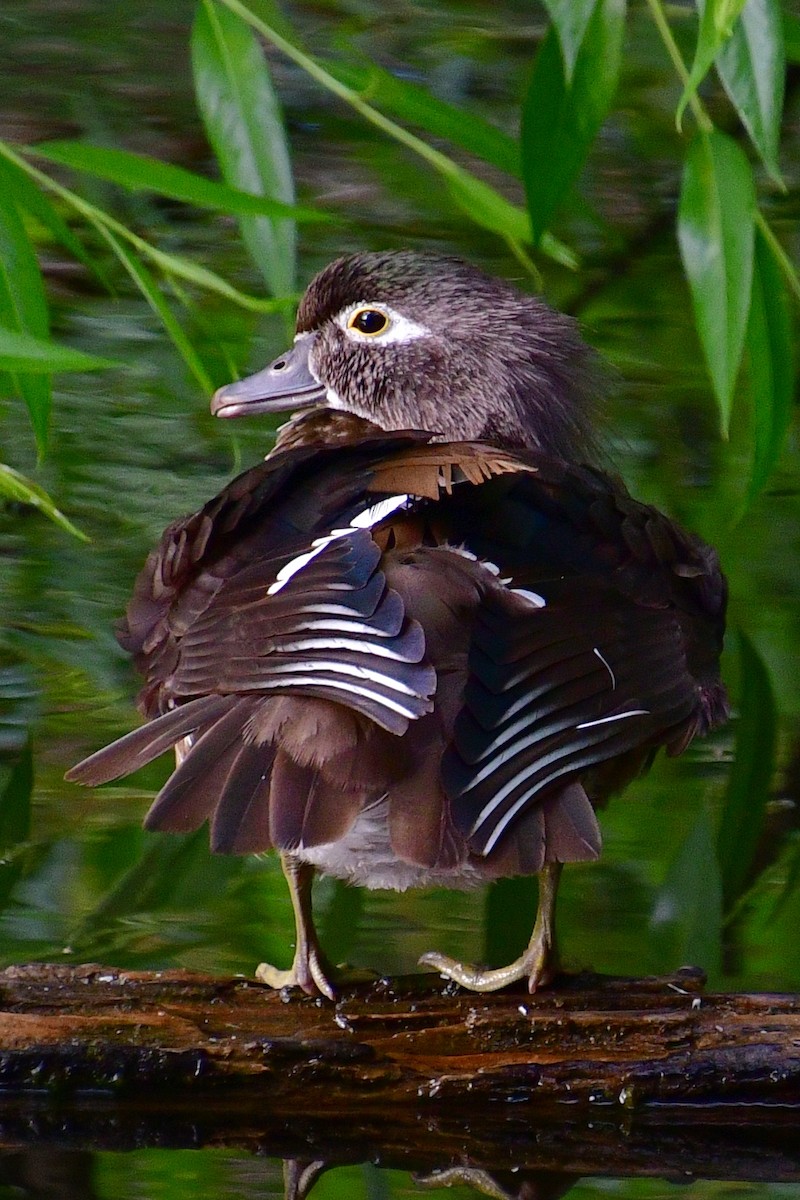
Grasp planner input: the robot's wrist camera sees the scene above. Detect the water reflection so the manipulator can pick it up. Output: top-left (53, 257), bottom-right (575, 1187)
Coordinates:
top-left (1, 1132), bottom-right (800, 1200)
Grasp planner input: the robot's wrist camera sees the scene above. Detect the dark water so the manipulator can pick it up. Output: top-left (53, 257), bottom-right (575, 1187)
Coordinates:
top-left (1, 1), bottom-right (799, 1197)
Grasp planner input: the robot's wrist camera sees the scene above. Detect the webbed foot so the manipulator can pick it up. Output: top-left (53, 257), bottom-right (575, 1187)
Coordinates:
top-left (420, 863), bottom-right (562, 994)
top-left (257, 852), bottom-right (336, 1000)
top-left (256, 947), bottom-right (336, 1000)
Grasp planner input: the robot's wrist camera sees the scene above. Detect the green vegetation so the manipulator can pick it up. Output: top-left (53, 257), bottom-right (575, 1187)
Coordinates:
top-left (2, 0), bottom-right (796, 496)
top-left (0, 0), bottom-right (798, 1004)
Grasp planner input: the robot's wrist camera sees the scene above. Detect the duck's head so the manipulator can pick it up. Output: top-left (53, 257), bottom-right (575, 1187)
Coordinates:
top-left (212, 251), bottom-right (600, 459)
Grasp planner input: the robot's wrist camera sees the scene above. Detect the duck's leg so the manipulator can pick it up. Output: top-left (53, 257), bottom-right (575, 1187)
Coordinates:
top-left (256, 852), bottom-right (336, 1000)
top-left (419, 862), bottom-right (563, 993)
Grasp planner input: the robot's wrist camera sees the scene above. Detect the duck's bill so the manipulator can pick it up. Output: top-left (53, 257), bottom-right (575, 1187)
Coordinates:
top-left (211, 338), bottom-right (326, 418)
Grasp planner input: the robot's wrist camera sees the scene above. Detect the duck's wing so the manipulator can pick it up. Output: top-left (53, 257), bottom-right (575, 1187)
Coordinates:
top-left (68, 436), bottom-right (727, 868)
top-left (441, 580), bottom-right (697, 857)
top-left (68, 433), bottom-right (435, 777)
top-left (117, 431), bottom-right (428, 712)
top-left (363, 445), bottom-right (728, 861)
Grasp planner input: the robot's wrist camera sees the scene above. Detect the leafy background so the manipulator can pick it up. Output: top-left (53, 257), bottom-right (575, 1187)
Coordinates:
top-left (0, 0), bottom-right (799, 1195)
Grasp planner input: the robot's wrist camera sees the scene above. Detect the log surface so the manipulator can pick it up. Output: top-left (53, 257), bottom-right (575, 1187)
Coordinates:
top-left (1, 962), bottom-right (799, 1182)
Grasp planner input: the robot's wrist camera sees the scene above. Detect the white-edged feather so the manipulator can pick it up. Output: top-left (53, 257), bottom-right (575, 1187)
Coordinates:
top-left (576, 709), bottom-right (649, 730)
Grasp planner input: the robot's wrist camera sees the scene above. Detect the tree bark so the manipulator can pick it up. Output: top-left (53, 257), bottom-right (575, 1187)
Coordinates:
top-left (0, 962), bottom-right (799, 1183)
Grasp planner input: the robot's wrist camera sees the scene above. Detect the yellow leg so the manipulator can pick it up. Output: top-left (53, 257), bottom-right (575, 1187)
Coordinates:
top-left (256, 853), bottom-right (336, 1000)
top-left (419, 862), bottom-right (563, 993)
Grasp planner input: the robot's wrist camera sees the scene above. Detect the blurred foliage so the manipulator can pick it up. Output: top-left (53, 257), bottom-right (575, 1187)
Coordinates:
top-left (1, 0), bottom-right (797, 500)
top-left (0, 0), bottom-right (798, 1045)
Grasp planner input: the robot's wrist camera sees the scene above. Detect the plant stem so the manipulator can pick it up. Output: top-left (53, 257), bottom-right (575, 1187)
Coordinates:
top-left (0, 140), bottom-right (282, 313)
top-left (755, 211), bottom-right (800, 304)
top-left (213, 0), bottom-right (554, 258)
top-left (644, 0), bottom-right (714, 133)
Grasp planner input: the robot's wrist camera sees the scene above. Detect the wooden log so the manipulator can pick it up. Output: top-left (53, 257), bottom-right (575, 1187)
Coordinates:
top-left (0, 963), bottom-right (799, 1183)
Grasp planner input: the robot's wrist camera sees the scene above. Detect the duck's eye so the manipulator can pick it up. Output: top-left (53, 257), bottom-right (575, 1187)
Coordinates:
top-left (347, 307), bottom-right (390, 337)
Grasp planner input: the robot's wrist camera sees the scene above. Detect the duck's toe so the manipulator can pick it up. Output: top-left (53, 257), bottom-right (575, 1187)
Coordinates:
top-left (419, 933), bottom-right (559, 994)
top-left (256, 947), bottom-right (337, 1000)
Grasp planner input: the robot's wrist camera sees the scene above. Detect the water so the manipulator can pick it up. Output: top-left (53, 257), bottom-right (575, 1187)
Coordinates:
top-left (1, 1), bottom-right (799, 1196)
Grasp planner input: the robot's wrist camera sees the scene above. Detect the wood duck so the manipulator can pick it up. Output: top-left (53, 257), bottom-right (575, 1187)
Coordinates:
top-left (68, 251), bottom-right (729, 999)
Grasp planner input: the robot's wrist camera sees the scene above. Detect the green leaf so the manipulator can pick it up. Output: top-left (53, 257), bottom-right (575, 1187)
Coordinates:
top-left (0, 139), bottom-right (288, 313)
top-left (0, 175), bottom-right (51, 456)
top-left (0, 152), bottom-right (111, 288)
top-left (329, 61), bottom-right (521, 178)
top-left (192, 0), bottom-right (296, 296)
top-left (541, 0), bottom-right (600, 82)
top-left (445, 172), bottom-right (531, 243)
top-left (678, 0), bottom-right (749, 127)
top-left (91, 227), bottom-right (213, 394)
top-left (129, 239), bottom-right (294, 312)
top-left (114, 235), bottom-right (295, 312)
top-left (0, 325), bottom-right (118, 373)
top-left (677, 130), bottom-right (755, 433)
top-left (215, 0), bottom-right (574, 266)
top-left (715, 0), bottom-right (785, 183)
top-left (716, 631), bottom-right (776, 910)
top-left (651, 806), bottom-right (723, 977)
top-left (34, 140), bottom-right (323, 224)
top-left (743, 225), bottom-right (794, 505)
top-left (521, 0), bottom-right (625, 245)
top-left (785, 12), bottom-right (800, 64)
top-left (0, 463), bottom-right (88, 540)
top-left (755, 212), bottom-right (800, 305)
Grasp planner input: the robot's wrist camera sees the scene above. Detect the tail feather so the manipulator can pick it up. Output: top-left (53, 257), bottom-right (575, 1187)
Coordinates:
top-left (143, 698), bottom-right (257, 833)
top-left (476, 781), bottom-right (599, 879)
top-left (65, 695), bottom-right (235, 786)
top-left (144, 732), bottom-right (240, 834)
top-left (388, 728), bottom-right (464, 870)
top-left (541, 781), bottom-right (601, 863)
top-left (268, 752), bottom-right (367, 850)
top-left (209, 740), bottom-right (276, 853)
top-left (480, 806), bottom-right (545, 878)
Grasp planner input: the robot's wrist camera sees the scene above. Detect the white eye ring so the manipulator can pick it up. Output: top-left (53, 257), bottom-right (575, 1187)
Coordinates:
top-left (336, 301), bottom-right (430, 345)
top-left (347, 306), bottom-right (390, 337)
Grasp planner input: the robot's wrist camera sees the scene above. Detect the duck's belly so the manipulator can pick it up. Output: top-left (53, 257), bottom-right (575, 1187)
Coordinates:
top-left (295, 799), bottom-right (484, 892)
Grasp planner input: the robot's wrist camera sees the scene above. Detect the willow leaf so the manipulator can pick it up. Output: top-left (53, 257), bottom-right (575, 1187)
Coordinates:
top-left (1, 151), bottom-right (110, 287)
top-left (716, 0), bottom-right (785, 183)
top-left (94, 227), bottom-right (213, 394)
top-left (744, 225), bottom-right (793, 505)
top-left (330, 61), bottom-right (520, 178)
top-left (541, 0), bottom-right (600, 81)
top-left (193, 0), bottom-right (296, 295)
top-left (214, 0), bottom-right (577, 266)
top-left (0, 463), bottom-right (87, 541)
top-left (35, 141), bottom-right (322, 223)
top-left (677, 130), bottom-right (755, 433)
top-left (0, 168), bottom-right (51, 455)
top-left (786, 12), bottom-right (800, 64)
top-left (0, 140), bottom-right (288, 314)
top-left (522, 0), bottom-right (625, 244)
top-left (0, 325), bottom-right (117, 373)
top-left (678, 0), bottom-right (749, 127)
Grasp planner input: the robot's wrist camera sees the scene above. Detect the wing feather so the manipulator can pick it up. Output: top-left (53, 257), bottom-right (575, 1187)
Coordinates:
top-left (70, 423), bottom-right (727, 877)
